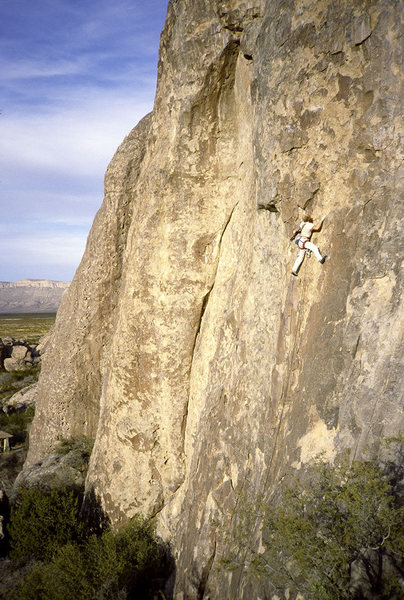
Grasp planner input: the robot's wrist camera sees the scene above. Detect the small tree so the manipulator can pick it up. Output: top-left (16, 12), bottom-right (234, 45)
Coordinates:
top-left (8, 487), bottom-right (80, 561)
top-left (9, 503), bottom-right (172, 600)
top-left (225, 450), bottom-right (404, 599)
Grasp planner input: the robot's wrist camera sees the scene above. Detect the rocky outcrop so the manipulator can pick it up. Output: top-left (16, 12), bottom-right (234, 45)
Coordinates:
top-left (0, 339), bottom-right (40, 372)
top-left (22, 1), bottom-right (404, 598)
top-left (2, 384), bottom-right (37, 415)
top-left (25, 113), bottom-right (153, 457)
top-left (13, 441), bottom-right (91, 499)
top-left (0, 280), bottom-right (69, 313)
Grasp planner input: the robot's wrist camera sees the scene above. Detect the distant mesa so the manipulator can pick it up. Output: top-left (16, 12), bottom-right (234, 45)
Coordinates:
top-left (0, 279), bottom-right (70, 313)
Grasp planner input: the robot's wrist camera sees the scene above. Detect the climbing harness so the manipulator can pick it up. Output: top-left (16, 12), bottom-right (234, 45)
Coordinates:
top-left (296, 236), bottom-right (308, 249)
top-left (295, 236), bottom-right (311, 257)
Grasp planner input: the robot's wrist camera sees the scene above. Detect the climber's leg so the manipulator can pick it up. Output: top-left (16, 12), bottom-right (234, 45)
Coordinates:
top-left (305, 241), bottom-right (325, 262)
top-left (292, 249), bottom-right (305, 275)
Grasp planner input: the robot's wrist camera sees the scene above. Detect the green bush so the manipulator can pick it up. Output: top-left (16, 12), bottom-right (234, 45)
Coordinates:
top-left (9, 487), bottom-right (80, 561)
top-left (0, 406), bottom-right (35, 441)
top-left (54, 435), bottom-right (94, 459)
top-left (11, 545), bottom-right (96, 600)
top-left (110, 515), bottom-right (170, 594)
top-left (0, 366), bottom-right (40, 404)
top-left (225, 451), bottom-right (404, 600)
top-left (8, 488), bottom-right (172, 599)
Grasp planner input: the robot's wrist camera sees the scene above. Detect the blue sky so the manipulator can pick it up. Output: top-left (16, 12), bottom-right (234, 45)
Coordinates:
top-left (0, 0), bottom-right (168, 282)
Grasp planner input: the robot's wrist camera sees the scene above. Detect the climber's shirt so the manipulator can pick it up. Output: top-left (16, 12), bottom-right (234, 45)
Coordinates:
top-left (300, 221), bottom-right (314, 239)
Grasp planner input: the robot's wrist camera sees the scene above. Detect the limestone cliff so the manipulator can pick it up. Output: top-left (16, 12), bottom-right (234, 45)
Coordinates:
top-left (0, 280), bottom-right (69, 313)
top-left (24, 0), bottom-right (403, 598)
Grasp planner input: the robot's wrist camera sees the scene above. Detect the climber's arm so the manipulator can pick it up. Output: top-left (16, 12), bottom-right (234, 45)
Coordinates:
top-left (290, 225), bottom-right (301, 241)
top-left (290, 227), bottom-right (302, 242)
top-left (313, 216), bottom-right (325, 232)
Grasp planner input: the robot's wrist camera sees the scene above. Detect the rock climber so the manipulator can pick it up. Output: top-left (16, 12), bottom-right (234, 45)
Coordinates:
top-left (290, 213), bottom-right (326, 276)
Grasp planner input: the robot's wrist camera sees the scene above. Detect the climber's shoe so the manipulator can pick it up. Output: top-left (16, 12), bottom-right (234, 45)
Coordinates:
top-left (291, 271), bottom-right (298, 277)
top-left (320, 255), bottom-right (327, 264)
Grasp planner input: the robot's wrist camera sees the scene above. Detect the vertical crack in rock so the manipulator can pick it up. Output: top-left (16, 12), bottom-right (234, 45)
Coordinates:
top-left (265, 276), bottom-right (306, 484)
top-left (352, 334), bottom-right (361, 359)
top-left (191, 201), bottom-right (240, 363)
top-left (197, 540), bottom-right (217, 600)
top-left (183, 201), bottom-right (240, 447)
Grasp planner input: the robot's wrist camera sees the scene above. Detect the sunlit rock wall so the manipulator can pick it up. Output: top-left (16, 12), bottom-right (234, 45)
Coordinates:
top-left (25, 1), bottom-right (403, 598)
top-left (26, 113), bottom-right (152, 460)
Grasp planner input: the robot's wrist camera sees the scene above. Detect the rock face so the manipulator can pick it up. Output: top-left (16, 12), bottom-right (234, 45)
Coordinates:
top-left (0, 280), bottom-right (69, 313)
top-left (23, 1), bottom-right (403, 598)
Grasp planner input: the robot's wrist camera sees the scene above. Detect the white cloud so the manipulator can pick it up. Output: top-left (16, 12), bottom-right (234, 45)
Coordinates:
top-left (1, 88), bottom-right (153, 177)
top-left (0, 88), bottom-right (153, 280)
top-left (8, 234), bottom-right (86, 266)
top-left (0, 0), bottom-right (168, 282)
top-left (0, 228), bottom-right (88, 281)
top-left (2, 191), bottom-right (101, 227)
top-left (0, 57), bottom-right (87, 81)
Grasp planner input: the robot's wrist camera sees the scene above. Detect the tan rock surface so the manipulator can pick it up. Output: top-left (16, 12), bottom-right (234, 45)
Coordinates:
top-left (24, 1), bottom-right (403, 598)
top-left (26, 113), bottom-right (152, 463)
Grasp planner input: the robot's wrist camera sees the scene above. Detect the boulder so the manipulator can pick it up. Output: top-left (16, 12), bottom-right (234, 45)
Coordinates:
top-left (13, 445), bottom-right (90, 499)
top-left (1, 342), bottom-right (37, 372)
top-left (11, 345), bottom-right (29, 361)
top-left (2, 384), bottom-right (37, 415)
top-left (3, 357), bottom-right (31, 372)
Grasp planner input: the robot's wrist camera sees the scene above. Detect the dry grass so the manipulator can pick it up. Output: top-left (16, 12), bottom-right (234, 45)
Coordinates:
top-left (0, 313), bottom-right (56, 344)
